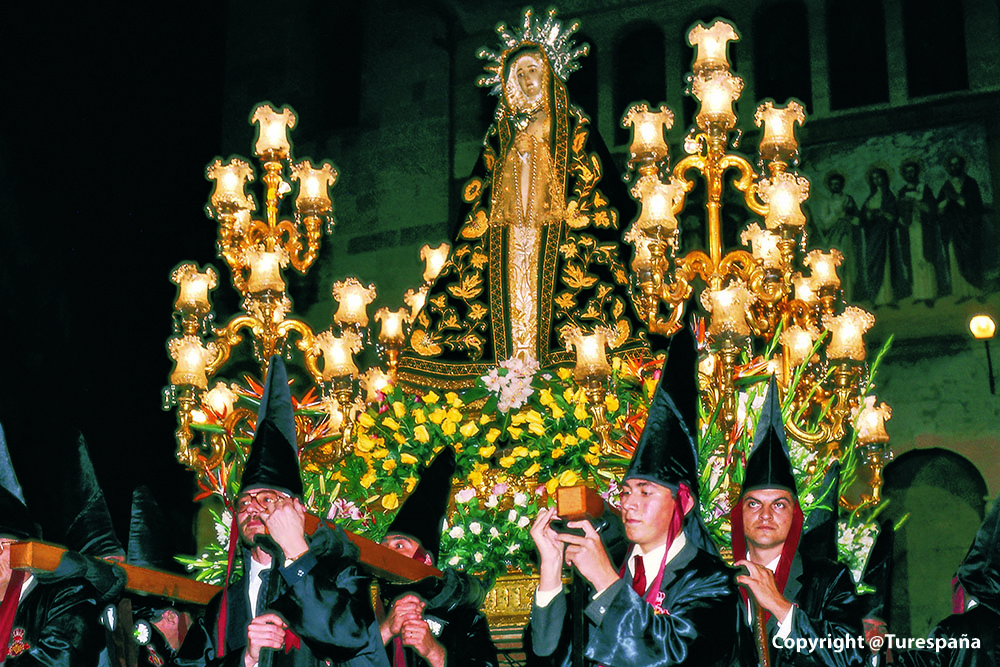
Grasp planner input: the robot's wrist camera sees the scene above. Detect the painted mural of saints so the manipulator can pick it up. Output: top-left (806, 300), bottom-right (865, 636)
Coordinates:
top-left (398, 8), bottom-right (648, 389)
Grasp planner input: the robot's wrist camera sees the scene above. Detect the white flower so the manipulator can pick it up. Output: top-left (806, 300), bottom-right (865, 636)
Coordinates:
top-left (484, 494), bottom-right (499, 508)
top-left (469, 522), bottom-right (482, 535)
top-left (448, 556), bottom-right (461, 566)
top-left (489, 527), bottom-right (501, 538)
top-left (507, 543), bottom-right (521, 554)
top-left (455, 488), bottom-right (477, 504)
top-left (507, 509), bottom-right (519, 522)
top-left (517, 516), bottom-right (531, 529)
top-left (215, 512), bottom-right (231, 546)
top-left (513, 492), bottom-right (528, 507)
top-left (474, 552), bottom-right (484, 563)
top-left (449, 526), bottom-right (465, 539)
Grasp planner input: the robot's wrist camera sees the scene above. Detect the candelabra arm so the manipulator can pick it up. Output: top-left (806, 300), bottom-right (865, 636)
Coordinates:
top-left (277, 215), bottom-right (323, 274)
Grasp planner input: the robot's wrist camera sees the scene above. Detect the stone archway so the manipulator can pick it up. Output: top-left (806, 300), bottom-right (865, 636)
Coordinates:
top-left (881, 447), bottom-right (988, 637)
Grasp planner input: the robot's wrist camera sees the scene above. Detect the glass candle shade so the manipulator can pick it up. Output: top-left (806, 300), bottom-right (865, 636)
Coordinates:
top-left (172, 264), bottom-right (218, 315)
top-left (804, 249), bottom-right (843, 290)
top-left (206, 159), bottom-right (255, 215)
top-left (792, 272), bottom-right (819, 306)
top-left (245, 248), bottom-right (287, 294)
top-left (740, 223), bottom-right (782, 269)
top-left (567, 328), bottom-right (612, 384)
top-left (321, 396), bottom-right (345, 433)
top-left (755, 100), bottom-right (806, 161)
top-left (332, 277), bottom-right (377, 328)
top-left (823, 307), bottom-right (875, 361)
top-left (632, 175), bottom-right (684, 237)
top-left (361, 368), bottom-right (392, 403)
top-left (779, 324), bottom-right (820, 368)
top-left (854, 396), bottom-right (892, 445)
top-left (376, 307), bottom-right (409, 345)
top-left (250, 104), bottom-right (296, 159)
top-left (420, 243), bottom-right (451, 283)
top-left (291, 160), bottom-right (338, 216)
top-left (314, 330), bottom-right (361, 381)
top-left (688, 20), bottom-right (739, 74)
top-left (404, 287), bottom-right (428, 320)
top-left (622, 103), bottom-right (674, 163)
top-left (701, 283), bottom-right (754, 339)
top-left (760, 171), bottom-right (809, 230)
top-left (692, 70), bottom-right (742, 132)
top-left (205, 381), bottom-right (238, 416)
top-left (168, 336), bottom-right (214, 389)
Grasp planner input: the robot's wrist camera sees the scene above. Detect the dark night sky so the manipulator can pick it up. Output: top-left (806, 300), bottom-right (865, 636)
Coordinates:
top-left (1, 3), bottom-right (231, 551)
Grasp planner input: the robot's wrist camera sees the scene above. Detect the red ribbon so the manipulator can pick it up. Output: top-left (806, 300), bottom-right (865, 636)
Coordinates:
top-left (283, 627), bottom-right (301, 653)
top-left (0, 570), bottom-right (26, 659)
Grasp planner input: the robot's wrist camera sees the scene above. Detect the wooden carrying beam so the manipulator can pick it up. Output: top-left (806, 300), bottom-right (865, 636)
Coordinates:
top-left (555, 485), bottom-right (605, 521)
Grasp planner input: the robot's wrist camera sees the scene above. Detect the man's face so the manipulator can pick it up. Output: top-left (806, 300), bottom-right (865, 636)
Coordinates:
top-left (235, 488), bottom-right (288, 545)
top-left (620, 479), bottom-right (676, 551)
top-left (741, 488), bottom-right (795, 552)
top-left (381, 534), bottom-right (421, 559)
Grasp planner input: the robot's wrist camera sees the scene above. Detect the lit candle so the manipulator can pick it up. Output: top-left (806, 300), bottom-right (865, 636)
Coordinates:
top-left (566, 327), bottom-right (613, 384)
top-left (420, 243), bottom-right (451, 283)
top-left (854, 396), bottom-right (892, 445)
top-left (250, 103), bottom-right (297, 159)
top-left (622, 103), bottom-right (674, 163)
top-left (779, 324), bottom-right (819, 368)
top-left (376, 307), bottom-right (409, 345)
top-left (692, 70), bottom-right (743, 132)
top-left (206, 159), bottom-right (255, 215)
top-left (332, 278), bottom-right (377, 328)
top-left (755, 100), bottom-right (806, 161)
top-left (205, 381), bottom-right (238, 416)
top-left (361, 368), bottom-right (392, 403)
top-left (792, 272), bottom-right (819, 306)
top-left (321, 396), bottom-right (345, 433)
top-left (688, 20), bottom-right (739, 73)
top-left (804, 249), bottom-right (843, 289)
top-left (245, 248), bottom-right (287, 294)
top-left (172, 263), bottom-right (218, 315)
top-left (823, 306), bottom-right (875, 361)
top-left (291, 160), bottom-right (338, 216)
top-left (760, 171), bottom-right (809, 230)
top-left (701, 282), bottom-right (755, 339)
top-left (740, 223), bottom-right (782, 269)
top-left (632, 175), bottom-right (685, 236)
top-left (314, 330), bottom-right (361, 380)
top-left (404, 287), bottom-right (428, 319)
top-left (168, 336), bottom-right (214, 389)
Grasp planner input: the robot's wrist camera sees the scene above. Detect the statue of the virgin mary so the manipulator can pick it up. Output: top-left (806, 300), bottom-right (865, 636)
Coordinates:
top-left (399, 8), bottom-right (649, 389)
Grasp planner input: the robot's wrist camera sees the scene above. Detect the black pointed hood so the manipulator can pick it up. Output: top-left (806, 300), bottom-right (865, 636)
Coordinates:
top-left (861, 518), bottom-right (895, 623)
top-left (0, 423), bottom-right (40, 539)
top-left (385, 447), bottom-right (456, 563)
top-left (623, 323), bottom-right (698, 491)
top-left (128, 485), bottom-right (183, 573)
top-left (54, 432), bottom-right (124, 558)
top-left (240, 356), bottom-right (302, 497)
top-left (741, 376), bottom-right (797, 497)
top-left (799, 460), bottom-right (840, 562)
top-left (956, 494), bottom-right (1000, 613)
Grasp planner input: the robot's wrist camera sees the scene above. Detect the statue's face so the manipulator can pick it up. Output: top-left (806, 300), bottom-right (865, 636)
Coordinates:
top-left (947, 157), bottom-right (965, 177)
top-left (828, 177), bottom-right (844, 194)
top-left (902, 164), bottom-right (919, 183)
top-left (513, 53), bottom-right (543, 102)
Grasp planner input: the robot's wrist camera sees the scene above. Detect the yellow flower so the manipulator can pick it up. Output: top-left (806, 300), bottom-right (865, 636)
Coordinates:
top-left (550, 405), bottom-right (565, 420)
top-left (612, 356), bottom-right (622, 372)
top-left (529, 449), bottom-right (540, 458)
top-left (405, 476), bottom-right (418, 493)
top-left (528, 422), bottom-right (545, 436)
top-left (557, 469), bottom-right (580, 487)
top-left (355, 433), bottom-right (377, 452)
top-left (358, 413), bottom-right (375, 428)
top-left (468, 470), bottom-right (484, 487)
top-left (499, 456), bottom-right (516, 468)
top-left (525, 410), bottom-right (544, 425)
top-left (563, 435), bottom-right (579, 447)
top-left (485, 428), bottom-right (502, 443)
top-left (442, 421), bottom-right (457, 436)
top-left (551, 447), bottom-right (565, 459)
top-left (525, 462), bottom-right (541, 477)
top-left (446, 408), bottom-right (463, 423)
top-left (589, 444), bottom-right (601, 455)
top-left (392, 402), bottom-right (406, 419)
top-left (412, 408), bottom-right (427, 424)
top-left (511, 412), bottom-right (527, 426)
top-left (400, 452), bottom-right (418, 465)
top-left (576, 427), bottom-right (592, 441)
top-left (563, 387), bottom-right (576, 403)
top-left (393, 432), bottom-right (407, 445)
top-left (584, 454), bottom-right (600, 466)
top-left (382, 458), bottom-right (397, 472)
top-left (539, 388), bottom-right (554, 406)
top-left (512, 446), bottom-right (529, 458)
top-left (605, 395), bottom-right (620, 413)
top-left (557, 367), bottom-right (573, 381)
top-left (429, 408), bottom-right (447, 425)
top-left (445, 391), bottom-right (459, 406)
top-left (360, 469), bottom-right (377, 489)
top-left (423, 391), bottom-right (440, 404)
top-left (414, 425), bottom-right (430, 443)
top-left (479, 413), bottom-right (491, 425)
top-left (507, 426), bottom-right (523, 440)
top-left (479, 445), bottom-right (496, 458)
top-left (371, 448), bottom-right (389, 460)
top-left (381, 493), bottom-right (399, 510)
top-left (382, 417), bottom-right (401, 431)
top-left (460, 422), bottom-right (480, 438)
top-left (574, 402), bottom-right (589, 421)
top-left (644, 378), bottom-right (658, 398)
top-left (331, 470), bottom-right (346, 483)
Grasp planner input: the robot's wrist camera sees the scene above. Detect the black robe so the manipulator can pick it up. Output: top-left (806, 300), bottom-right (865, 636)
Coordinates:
top-left (527, 538), bottom-right (740, 666)
top-left (175, 525), bottom-right (388, 667)
top-left (892, 605), bottom-right (999, 667)
top-left (5, 575), bottom-right (104, 666)
top-left (380, 568), bottom-right (498, 667)
top-left (736, 553), bottom-right (868, 667)
top-left (937, 176), bottom-right (985, 290)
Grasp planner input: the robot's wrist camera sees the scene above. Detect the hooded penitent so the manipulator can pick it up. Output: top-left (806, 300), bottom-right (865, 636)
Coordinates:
top-left (860, 517), bottom-right (895, 625)
top-left (0, 423), bottom-right (39, 541)
top-left (730, 376), bottom-right (804, 611)
top-left (798, 459), bottom-right (841, 563)
top-left (623, 322), bottom-right (715, 555)
top-left (955, 494), bottom-right (1000, 614)
top-left (384, 447), bottom-right (456, 564)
